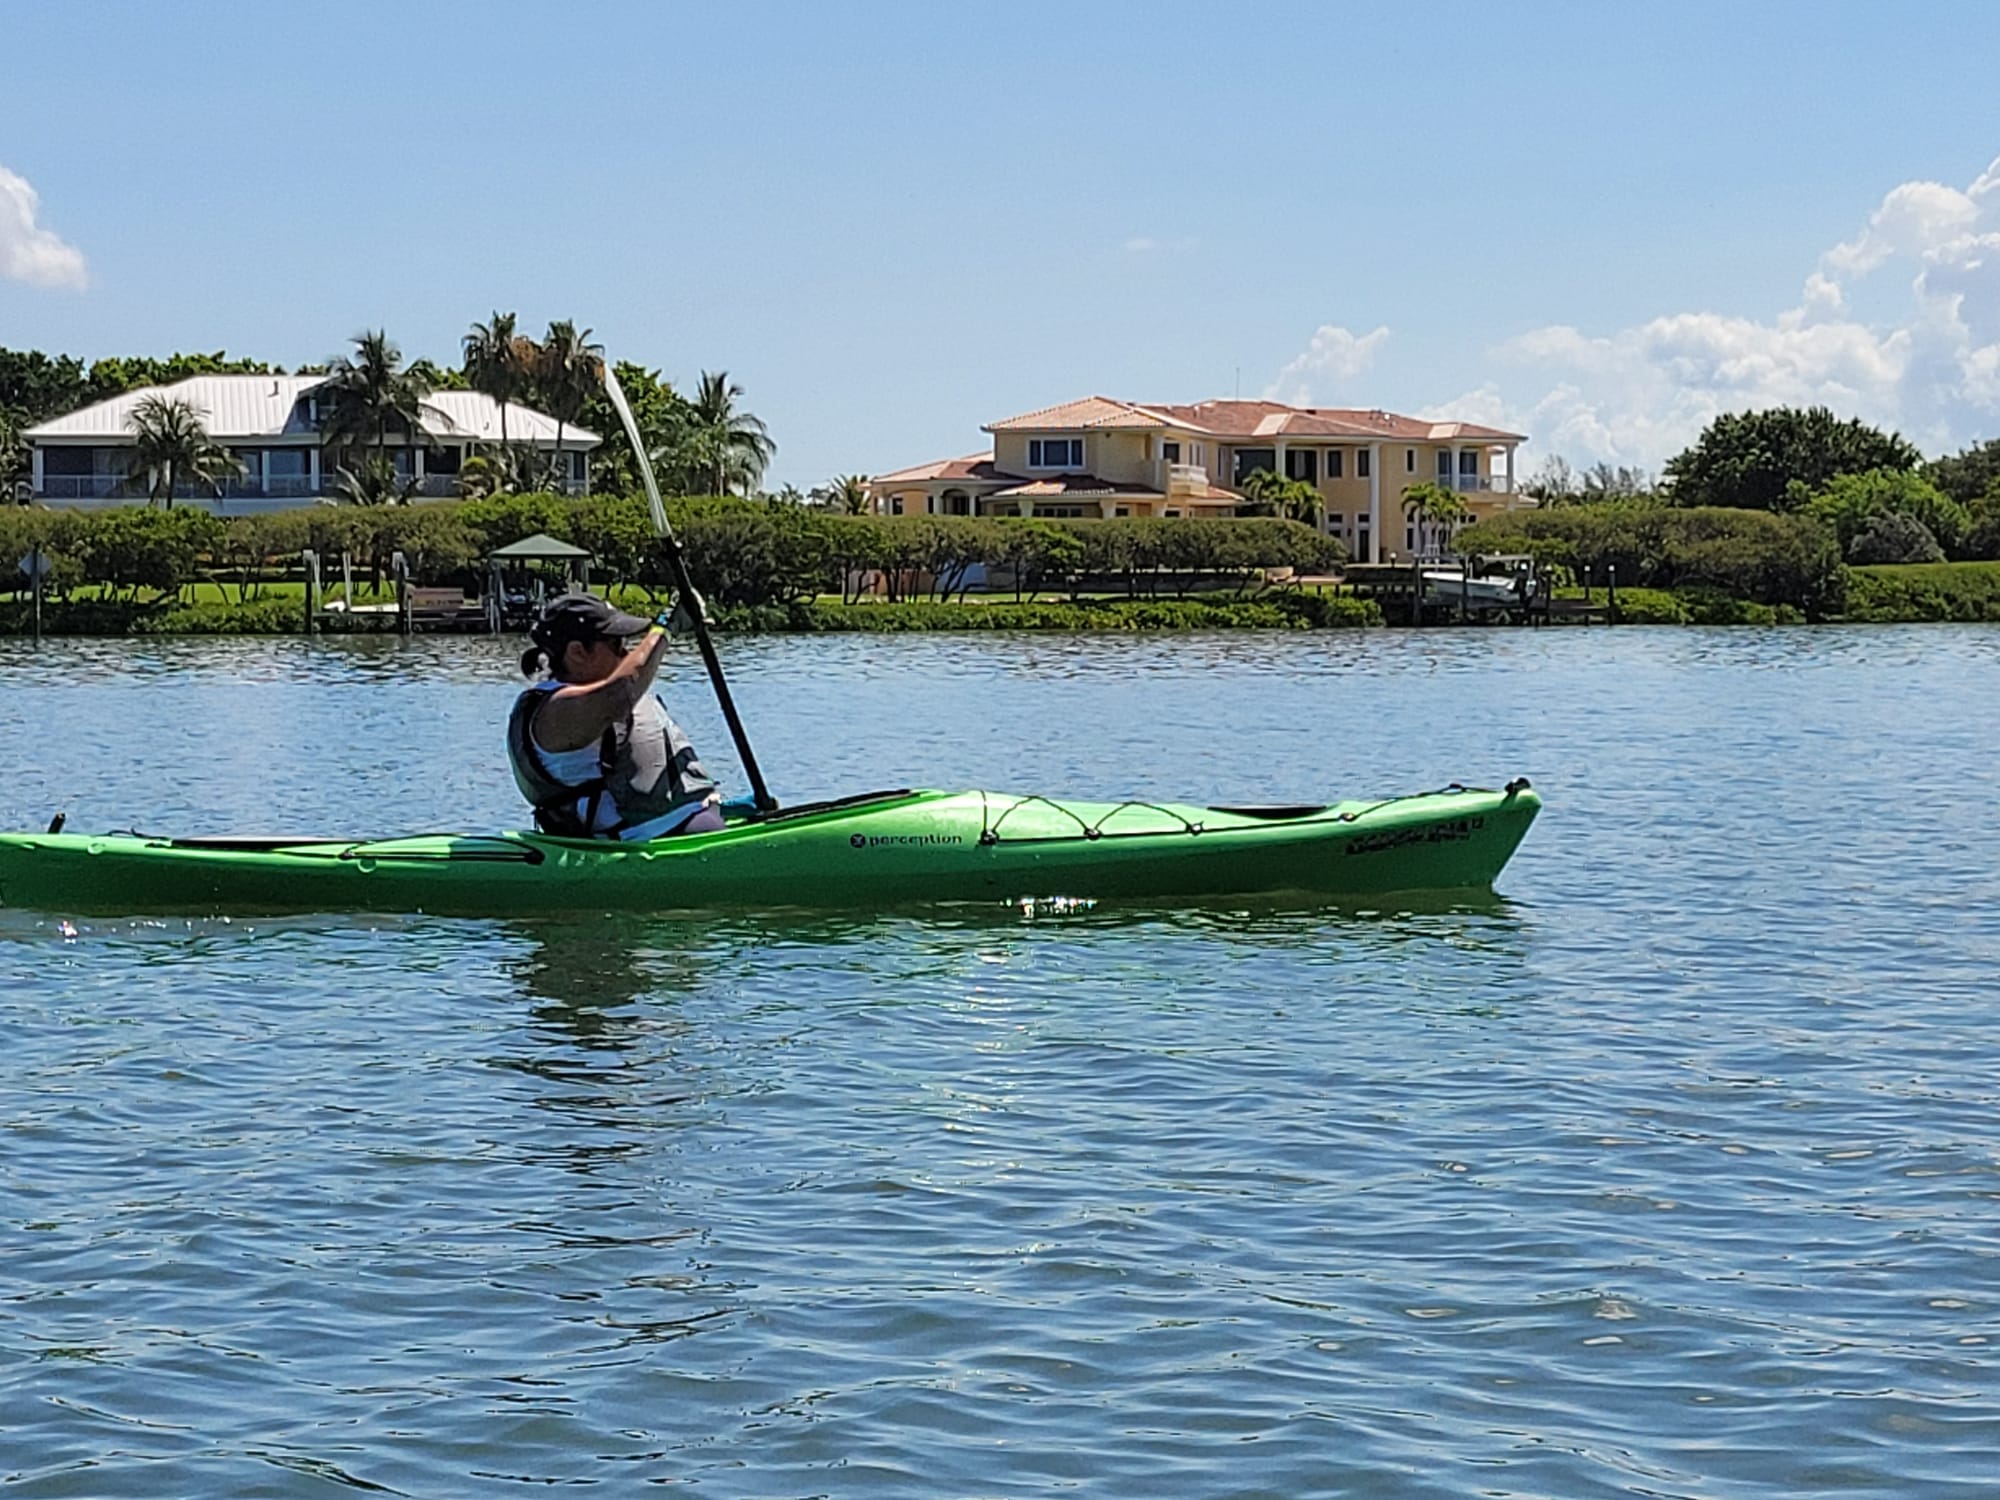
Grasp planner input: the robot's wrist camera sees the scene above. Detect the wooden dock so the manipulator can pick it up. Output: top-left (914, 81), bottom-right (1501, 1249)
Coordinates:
top-left (1332, 559), bottom-right (1621, 626)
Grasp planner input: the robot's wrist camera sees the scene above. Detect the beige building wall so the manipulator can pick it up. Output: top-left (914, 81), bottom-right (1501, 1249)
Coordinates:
top-left (989, 431), bottom-right (1036, 475)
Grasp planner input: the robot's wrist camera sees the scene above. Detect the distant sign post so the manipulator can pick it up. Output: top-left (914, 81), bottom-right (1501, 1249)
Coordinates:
top-left (19, 546), bottom-right (48, 642)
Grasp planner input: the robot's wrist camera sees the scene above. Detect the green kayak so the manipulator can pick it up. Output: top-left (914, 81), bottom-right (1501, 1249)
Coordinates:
top-left (0, 781), bottom-right (1539, 916)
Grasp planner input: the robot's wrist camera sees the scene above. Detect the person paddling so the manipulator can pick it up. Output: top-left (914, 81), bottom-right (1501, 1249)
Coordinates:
top-left (507, 594), bottom-right (727, 838)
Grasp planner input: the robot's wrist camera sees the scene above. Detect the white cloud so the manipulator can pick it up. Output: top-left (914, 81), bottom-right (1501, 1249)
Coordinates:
top-left (1124, 236), bottom-right (1158, 254)
top-left (1263, 323), bottom-right (1390, 403)
top-left (0, 165), bottom-right (87, 290)
top-left (1470, 152), bottom-right (2000, 468)
top-left (1822, 179), bottom-right (1980, 276)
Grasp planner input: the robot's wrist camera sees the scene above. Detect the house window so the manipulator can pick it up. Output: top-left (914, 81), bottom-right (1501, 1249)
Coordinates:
top-left (1039, 504), bottom-right (1086, 518)
top-left (1460, 450), bottom-right (1479, 476)
top-left (891, 497), bottom-right (904, 515)
top-left (1407, 525), bottom-right (1417, 551)
top-left (1114, 506), bottom-right (1130, 517)
top-left (1357, 449), bottom-right (1371, 479)
top-left (1438, 450), bottom-right (1453, 478)
top-left (1326, 449), bottom-right (1343, 479)
top-left (1162, 441), bottom-right (1181, 463)
top-left (1328, 512), bottom-right (1344, 529)
top-left (1285, 450), bottom-right (1318, 483)
top-left (1190, 443), bottom-right (1204, 465)
top-left (1406, 449), bottom-right (1416, 473)
top-left (1028, 437), bottom-right (1083, 469)
top-left (1165, 508), bottom-right (1182, 518)
top-left (1232, 447), bottom-right (1276, 484)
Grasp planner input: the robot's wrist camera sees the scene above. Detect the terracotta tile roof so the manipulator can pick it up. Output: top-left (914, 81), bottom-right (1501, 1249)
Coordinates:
top-left (1420, 419), bottom-right (1526, 441)
top-left (985, 396), bottom-right (1168, 432)
top-left (871, 452), bottom-right (1018, 485)
top-left (1059, 398), bottom-right (1526, 444)
top-left (992, 472), bottom-right (1165, 498)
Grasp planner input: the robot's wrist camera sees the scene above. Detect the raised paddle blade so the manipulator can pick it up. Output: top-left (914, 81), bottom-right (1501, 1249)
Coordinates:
top-left (601, 364), bottom-right (670, 538)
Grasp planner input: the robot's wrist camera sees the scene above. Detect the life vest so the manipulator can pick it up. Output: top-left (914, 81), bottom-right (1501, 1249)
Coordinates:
top-left (507, 683), bottom-right (717, 838)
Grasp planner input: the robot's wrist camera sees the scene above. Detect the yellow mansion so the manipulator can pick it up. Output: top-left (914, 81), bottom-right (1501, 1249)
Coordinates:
top-left (869, 396), bottom-right (1530, 562)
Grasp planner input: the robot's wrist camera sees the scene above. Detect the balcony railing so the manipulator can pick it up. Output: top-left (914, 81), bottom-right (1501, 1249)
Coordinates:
top-left (234, 476), bottom-right (319, 498)
top-left (36, 475), bottom-right (128, 500)
top-left (1438, 474), bottom-right (1511, 494)
top-left (1164, 462), bottom-right (1210, 491)
top-left (38, 474), bottom-right (324, 501)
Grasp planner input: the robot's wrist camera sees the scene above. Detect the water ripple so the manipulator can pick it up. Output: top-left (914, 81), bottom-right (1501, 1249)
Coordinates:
top-left (4, 628), bottom-right (2000, 1494)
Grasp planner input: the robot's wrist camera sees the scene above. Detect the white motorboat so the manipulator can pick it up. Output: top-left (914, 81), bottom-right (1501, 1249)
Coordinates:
top-left (1421, 569), bottom-right (1524, 607)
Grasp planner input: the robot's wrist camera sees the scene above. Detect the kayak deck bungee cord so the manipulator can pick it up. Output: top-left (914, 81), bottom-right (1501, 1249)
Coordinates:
top-left (0, 781), bottom-right (1539, 915)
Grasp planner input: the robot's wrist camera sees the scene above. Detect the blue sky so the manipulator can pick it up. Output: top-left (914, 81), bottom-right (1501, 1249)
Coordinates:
top-left (5, 0), bottom-right (2000, 484)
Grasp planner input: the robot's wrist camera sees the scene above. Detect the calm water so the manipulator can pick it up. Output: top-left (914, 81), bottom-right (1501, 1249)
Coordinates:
top-left (3, 627), bottom-right (1998, 1498)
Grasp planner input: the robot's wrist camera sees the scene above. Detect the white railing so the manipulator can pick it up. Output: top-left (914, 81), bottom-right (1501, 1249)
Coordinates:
top-left (1166, 462), bottom-right (1209, 490)
top-left (1439, 474), bottom-right (1510, 494)
top-left (38, 474), bottom-right (322, 501)
top-left (36, 476), bottom-right (127, 499)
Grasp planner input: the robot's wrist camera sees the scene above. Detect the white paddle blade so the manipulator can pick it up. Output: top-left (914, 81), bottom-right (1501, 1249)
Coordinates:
top-left (601, 362), bottom-right (672, 538)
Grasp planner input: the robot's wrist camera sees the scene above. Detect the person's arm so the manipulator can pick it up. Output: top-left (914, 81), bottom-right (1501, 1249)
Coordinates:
top-left (533, 627), bottom-right (671, 752)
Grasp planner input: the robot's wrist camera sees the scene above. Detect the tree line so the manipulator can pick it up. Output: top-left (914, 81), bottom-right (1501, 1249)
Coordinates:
top-left (0, 496), bottom-right (1342, 610)
top-left (1521, 407), bottom-right (2000, 565)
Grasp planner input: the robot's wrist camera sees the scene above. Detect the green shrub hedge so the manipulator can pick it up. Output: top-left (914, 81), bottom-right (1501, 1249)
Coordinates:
top-left (1580, 586), bottom-right (1802, 625)
top-left (3, 497), bottom-right (1345, 616)
top-left (712, 594), bottom-right (1381, 633)
top-left (1840, 561), bottom-right (2000, 621)
top-left (1456, 504), bottom-right (1844, 617)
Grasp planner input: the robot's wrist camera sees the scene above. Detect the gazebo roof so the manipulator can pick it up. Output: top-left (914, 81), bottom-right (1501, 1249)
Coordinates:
top-left (488, 532), bottom-right (593, 561)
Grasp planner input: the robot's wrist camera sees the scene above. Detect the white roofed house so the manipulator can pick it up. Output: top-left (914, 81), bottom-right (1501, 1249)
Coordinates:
top-left (22, 375), bottom-right (600, 513)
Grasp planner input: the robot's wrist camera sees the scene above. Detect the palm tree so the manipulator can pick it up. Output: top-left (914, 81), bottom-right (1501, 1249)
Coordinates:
top-left (815, 473), bottom-right (872, 514)
top-left (453, 444), bottom-right (544, 500)
top-left (327, 454), bottom-right (418, 507)
top-left (125, 395), bottom-right (242, 508)
top-left (536, 320), bottom-right (604, 493)
top-left (318, 330), bottom-right (434, 476)
top-left (1278, 481), bottom-right (1325, 527)
top-left (1237, 467), bottom-right (1324, 526)
top-left (685, 370), bottom-right (775, 496)
top-left (462, 312), bottom-right (531, 448)
top-left (1401, 481), bottom-right (1470, 558)
top-left (1237, 467), bottom-right (1286, 508)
